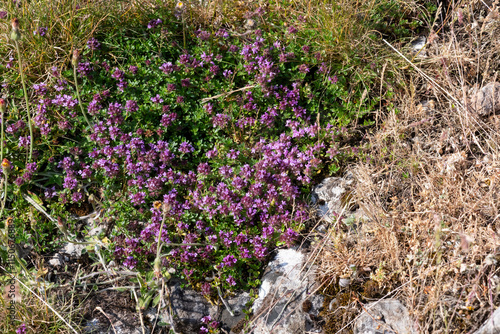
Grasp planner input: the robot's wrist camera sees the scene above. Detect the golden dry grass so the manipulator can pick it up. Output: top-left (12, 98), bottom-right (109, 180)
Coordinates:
top-left (315, 1), bottom-right (500, 332)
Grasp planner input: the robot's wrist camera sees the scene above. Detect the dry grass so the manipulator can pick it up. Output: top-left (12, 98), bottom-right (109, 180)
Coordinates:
top-left (315, 1), bottom-right (500, 333)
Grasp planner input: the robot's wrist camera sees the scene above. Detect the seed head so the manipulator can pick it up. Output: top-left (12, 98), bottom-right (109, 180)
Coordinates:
top-left (2, 158), bottom-right (11, 176)
top-left (10, 18), bottom-right (21, 41)
top-left (72, 49), bottom-right (80, 67)
top-left (0, 98), bottom-right (6, 114)
top-left (11, 18), bottom-right (19, 30)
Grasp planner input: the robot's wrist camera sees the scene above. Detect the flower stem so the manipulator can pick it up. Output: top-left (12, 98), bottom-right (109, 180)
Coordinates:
top-left (0, 175), bottom-right (8, 222)
top-left (15, 41), bottom-right (33, 163)
top-left (1, 104), bottom-right (4, 166)
top-left (73, 65), bottom-right (92, 128)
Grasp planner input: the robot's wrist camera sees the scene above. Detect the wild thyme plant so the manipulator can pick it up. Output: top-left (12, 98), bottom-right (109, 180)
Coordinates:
top-left (2, 6), bottom-right (369, 295)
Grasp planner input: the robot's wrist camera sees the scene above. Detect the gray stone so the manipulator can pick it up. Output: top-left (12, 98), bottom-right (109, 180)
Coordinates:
top-left (62, 242), bottom-right (86, 258)
top-left (164, 278), bottom-right (251, 334)
top-left (353, 299), bottom-right (412, 334)
top-left (474, 306), bottom-right (500, 334)
top-left (84, 315), bottom-right (149, 334)
top-left (311, 174), bottom-right (355, 223)
top-left (48, 253), bottom-right (64, 267)
top-left (410, 36), bottom-right (427, 56)
top-left (470, 82), bottom-right (500, 116)
top-left (250, 249), bottom-right (324, 334)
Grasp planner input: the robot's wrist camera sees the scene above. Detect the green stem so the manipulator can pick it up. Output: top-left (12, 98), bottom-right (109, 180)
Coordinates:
top-left (15, 41), bottom-right (33, 163)
top-left (0, 175), bottom-right (7, 220)
top-left (73, 65), bottom-right (91, 128)
top-left (155, 212), bottom-right (167, 261)
top-left (1, 107), bottom-right (4, 166)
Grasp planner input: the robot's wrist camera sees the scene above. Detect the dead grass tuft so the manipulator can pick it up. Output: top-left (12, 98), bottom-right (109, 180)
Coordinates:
top-left (316, 0), bottom-right (500, 332)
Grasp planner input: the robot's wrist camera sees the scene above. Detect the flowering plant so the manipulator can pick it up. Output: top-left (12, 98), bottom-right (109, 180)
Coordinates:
top-left (1, 6), bottom-right (367, 296)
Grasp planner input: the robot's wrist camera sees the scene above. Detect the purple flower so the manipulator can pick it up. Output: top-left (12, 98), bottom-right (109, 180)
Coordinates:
top-left (33, 83), bottom-right (47, 96)
top-left (219, 165), bottom-right (233, 178)
top-left (181, 78), bottom-right (190, 87)
top-left (159, 62), bottom-right (174, 74)
top-left (52, 94), bottom-right (77, 109)
top-left (125, 100), bottom-right (139, 113)
top-left (206, 148), bottom-right (218, 159)
top-left (147, 18), bottom-right (162, 29)
top-left (151, 94), bottom-right (164, 104)
top-left (111, 68), bottom-right (124, 80)
top-left (228, 45), bottom-right (239, 53)
top-left (63, 176), bottom-right (77, 190)
top-left (211, 113), bottom-right (231, 128)
top-left (302, 45), bottom-right (310, 53)
top-left (77, 62), bottom-right (94, 77)
top-left (226, 275), bottom-right (236, 286)
top-left (328, 75), bottom-right (338, 84)
top-left (129, 65), bottom-right (138, 74)
top-left (14, 177), bottom-right (24, 187)
top-left (179, 141), bottom-right (194, 154)
top-left (161, 112), bottom-right (177, 127)
top-left (196, 30), bottom-right (211, 41)
top-left (215, 29), bottom-right (229, 38)
top-left (209, 65), bottom-right (219, 75)
top-left (123, 256), bottom-right (137, 269)
top-left (227, 149), bottom-right (239, 159)
top-left (16, 323), bottom-right (27, 334)
top-left (87, 37), bottom-right (101, 50)
top-left (222, 254), bottom-right (237, 267)
top-left (18, 136), bottom-right (30, 148)
top-left (117, 79), bottom-right (128, 92)
top-left (45, 186), bottom-right (57, 199)
top-left (72, 192), bottom-right (83, 202)
top-left (130, 191), bottom-right (146, 205)
top-left (0, 11), bottom-right (7, 19)
top-left (197, 163), bottom-right (211, 175)
top-left (298, 64), bottom-right (309, 74)
top-left (287, 26), bottom-right (298, 34)
top-left (34, 27), bottom-right (48, 36)
top-left (176, 95), bottom-right (184, 104)
top-left (280, 228), bottom-right (299, 247)
top-left (26, 162), bottom-right (37, 172)
top-left (50, 66), bottom-right (59, 77)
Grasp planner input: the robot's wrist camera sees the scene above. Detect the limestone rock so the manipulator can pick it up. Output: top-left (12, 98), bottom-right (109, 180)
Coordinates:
top-left (250, 249), bottom-right (324, 334)
top-left (473, 306), bottom-right (500, 334)
top-left (353, 299), bottom-right (412, 334)
top-left (311, 174), bottom-right (355, 223)
top-left (470, 82), bottom-right (500, 116)
top-left (165, 278), bottom-right (251, 334)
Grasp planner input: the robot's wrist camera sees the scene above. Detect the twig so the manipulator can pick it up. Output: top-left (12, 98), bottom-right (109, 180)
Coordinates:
top-left (200, 85), bottom-right (257, 103)
top-left (95, 307), bottom-right (118, 334)
top-left (382, 39), bottom-right (464, 110)
top-left (132, 289), bottom-right (146, 334)
top-left (217, 285), bottom-right (235, 317)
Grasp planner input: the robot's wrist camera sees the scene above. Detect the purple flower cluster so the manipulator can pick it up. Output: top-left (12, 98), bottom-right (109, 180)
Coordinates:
top-left (27, 21), bottom-right (348, 294)
top-left (33, 27), bottom-right (47, 36)
top-left (87, 37), bottom-right (101, 50)
top-left (147, 18), bottom-right (162, 29)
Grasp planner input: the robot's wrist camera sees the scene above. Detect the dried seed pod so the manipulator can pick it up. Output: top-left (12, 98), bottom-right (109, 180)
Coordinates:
top-left (10, 18), bottom-right (21, 41)
top-left (0, 98), bottom-right (6, 114)
top-left (72, 49), bottom-right (80, 67)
